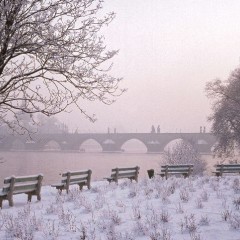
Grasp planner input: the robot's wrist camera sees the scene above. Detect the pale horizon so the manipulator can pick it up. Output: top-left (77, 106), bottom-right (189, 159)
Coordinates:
top-left (59, 0), bottom-right (240, 134)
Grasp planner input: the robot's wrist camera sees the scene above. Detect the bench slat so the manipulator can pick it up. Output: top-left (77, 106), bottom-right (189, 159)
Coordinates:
top-left (160, 164), bottom-right (193, 179)
top-left (161, 169), bottom-right (191, 172)
top-left (112, 167), bottom-right (139, 172)
top-left (51, 169), bottom-right (92, 193)
top-left (62, 170), bottom-right (90, 177)
top-left (13, 183), bottom-right (38, 192)
top-left (216, 164), bottom-right (240, 168)
top-left (0, 174), bottom-right (43, 208)
top-left (106, 166), bottom-right (139, 183)
top-left (213, 164), bottom-right (240, 176)
top-left (162, 165), bottom-right (193, 169)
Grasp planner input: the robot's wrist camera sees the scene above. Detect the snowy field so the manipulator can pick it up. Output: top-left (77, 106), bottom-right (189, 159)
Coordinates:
top-left (0, 176), bottom-right (240, 240)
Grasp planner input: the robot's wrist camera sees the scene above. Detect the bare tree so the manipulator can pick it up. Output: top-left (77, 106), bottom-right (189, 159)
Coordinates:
top-left (163, 140), bottom-right (206, 175)
top-left (0, 0), bottom-right (124, 134)
top-left (206, 67), bottom-right (240, 157)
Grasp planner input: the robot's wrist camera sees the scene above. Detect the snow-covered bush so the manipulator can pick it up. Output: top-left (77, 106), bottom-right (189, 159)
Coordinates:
top-left (163, 140), bottom-right (207, 175)
top-left (229, 213), bottom-right (240, 229)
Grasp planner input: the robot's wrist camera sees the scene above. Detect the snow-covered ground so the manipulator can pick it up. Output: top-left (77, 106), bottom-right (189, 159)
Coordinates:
top-left (0, 176), bottom-right (240, 240)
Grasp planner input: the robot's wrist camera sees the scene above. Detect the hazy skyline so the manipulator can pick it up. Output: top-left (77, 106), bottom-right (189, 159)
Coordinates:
top-left (60, 0), bottom-right (240, 133)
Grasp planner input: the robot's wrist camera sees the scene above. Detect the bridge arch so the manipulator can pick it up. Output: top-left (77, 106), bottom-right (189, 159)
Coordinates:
top-left (197, 139), bottom-right (208, 145)
top-left (79, 139), bottom-right (102, 152)
top-left (164, 138), bottom-right (194, 152)
top-left (43, 140), bottom-right (61, 151)
top-left (120, 138), bottom-right (147, 153)
top-left (11, 139), bottom-right (25, 150)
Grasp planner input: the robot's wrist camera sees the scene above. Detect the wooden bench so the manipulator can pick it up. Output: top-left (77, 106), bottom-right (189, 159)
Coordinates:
top-left (0, 174), bottom-right (43, 208)
top-left (105, 166), bottom-right (140, 183)
top-left (213, 164), bottom-right (240, 177)
top-left (51, 170), bottom-right (92, 193)
top-left (159, 164), bottom-right (193, 179)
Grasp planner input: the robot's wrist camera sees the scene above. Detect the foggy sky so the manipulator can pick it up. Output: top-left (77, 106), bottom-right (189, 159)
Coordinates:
top-left (60, 0), bottom-right (240, 133)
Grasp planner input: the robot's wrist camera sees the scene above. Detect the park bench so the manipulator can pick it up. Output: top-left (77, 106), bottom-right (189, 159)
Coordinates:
top-left (105, 166), bottom-right (140, 183)
top-left (0, 174), bottom-right (43, 208)
top-left (159, 164), bottom-right (194, 179)
top-left (51, 169), bottom-right (92, 193)
top-left (213, 164), bottom-right (240, 177)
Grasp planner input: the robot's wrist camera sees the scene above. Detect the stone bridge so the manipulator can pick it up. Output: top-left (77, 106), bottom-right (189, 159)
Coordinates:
top-left (0, 132), bottom-right (216, 154)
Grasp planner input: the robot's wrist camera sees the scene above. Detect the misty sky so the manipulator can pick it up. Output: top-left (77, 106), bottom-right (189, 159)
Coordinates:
top-left (60, 0), bottom-right (240, 133)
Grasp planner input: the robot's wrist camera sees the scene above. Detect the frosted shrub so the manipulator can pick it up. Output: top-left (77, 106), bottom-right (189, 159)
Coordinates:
top-left (145, 208), bottom-right (161, 230)
top-left (195, 198), bottom-right (203, 209)
top-left (132, 204), bottom-right (142, 220)
top-left (128, 186), bottom-right (138, 198)
top-left (160, 209), bottom-right (171, 223)
top-left (179, 188), bottom-right (190, 202)
top-left (119, 180), bottom-right (130, 189)
top-left (118, 232), bottom-right (135, 240)
top-left (180, 214), bottom-right (198, 235)
top-left (4, 205), bottom-right (41, 240)
top-left (0, 212), bottom-right (3, 231)
top-left (55, 192), bottom-right (65, 204)
top-left (229, 213), bottom-right (240, 229)
top-left (42, 220), bottom-right (60, 240)
top-left (105, 224), bottom-right (118, 240)
top-left (144, 186), bottom-right (154, 198)
top-left (94, 193), bottom-right (106, 210)
top-left (200, 189), bottom-right (209, 202)
top-left (162, 140), bottom-right (206, 175)
top-left (190, 233), bottom-right (202, 240)
top-left (161, 188), bottom-right (172, 204)
top-left (78, 220), bottom-right (97, 240)
top-left (134, 219), bottom-right (148, 236)
top-left (232, 178), bottom-right (240, 194)
top-left (100, 209), bottom-right (121, 225)
top-left (221, 207), bottom-right (232, 221)
top-left (233, 196), bottom-right (240, 210)
top-left (149, 227), bottom-right (172, 240)
top-left (65, 187), bottom-right (81, 202)
top-left (216, 190), bottom-right (224, 199)
top-left (209, 180), bottom-right (219, 192)
top-left (175, 202), bottom-right (184, 214)
top-left (46, 202), bottom-right (59, 215)
top-left (199, 215), bottom-right (210, 226)
top-left (115, 200), bottom-right (126, 213)
top-left (73, 193), bottom-right (94, 213)
top-left (58, 208), bottom-right (76, 231)
top-left (167, 182), bottom-right (176, 194)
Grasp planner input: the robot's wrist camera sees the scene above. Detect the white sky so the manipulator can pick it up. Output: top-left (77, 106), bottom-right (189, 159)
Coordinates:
top-left (60, 0), bottom-right (240, 133)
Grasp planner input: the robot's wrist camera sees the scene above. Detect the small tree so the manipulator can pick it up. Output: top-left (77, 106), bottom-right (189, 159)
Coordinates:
top-left (0, 0), bottom-right (124, 134)
top-left (206, 67), bottom-right (240, 157)
top-left (163, 140), bottom-right (206, 175)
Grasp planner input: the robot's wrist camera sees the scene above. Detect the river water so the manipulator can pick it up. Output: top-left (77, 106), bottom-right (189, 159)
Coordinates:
top-left (0, 151), bottom-right (217, 187)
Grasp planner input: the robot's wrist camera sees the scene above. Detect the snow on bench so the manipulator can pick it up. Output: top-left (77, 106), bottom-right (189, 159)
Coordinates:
top-left (159, 164), bottom-right (194, 179)
top-left (104, 166), bottom-right (140, 184)
top-left (0, 174), bottom-right (43, 208)
top-left (213, 164), bottom-right (240, 177)
top-left (51, 170), bottom-right (92, 193)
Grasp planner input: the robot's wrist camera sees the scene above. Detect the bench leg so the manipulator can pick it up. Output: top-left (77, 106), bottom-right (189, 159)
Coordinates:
top-left (8, 196), bottom-right (13, 207)
top-left (28, 193), bottom-right (32, 202)
top-left (37, 193), bottom-right (41, 201)
top-left (0, 198), bottom-right (2, 208)
top-left (183, 173), bottom-right (188, 179)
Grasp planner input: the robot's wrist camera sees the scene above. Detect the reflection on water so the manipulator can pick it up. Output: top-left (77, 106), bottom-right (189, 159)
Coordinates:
top-left (0, 151), bottom-right (217, 187)
top-left (0, 151), bottom-right (161, 186)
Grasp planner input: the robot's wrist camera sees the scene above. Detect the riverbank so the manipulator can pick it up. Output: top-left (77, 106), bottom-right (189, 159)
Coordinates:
top-left (0, 175), bottom-right (240, 239)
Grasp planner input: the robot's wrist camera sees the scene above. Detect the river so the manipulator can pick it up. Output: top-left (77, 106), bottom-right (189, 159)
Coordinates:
top-left (0, 150), bottom-right (217, 187)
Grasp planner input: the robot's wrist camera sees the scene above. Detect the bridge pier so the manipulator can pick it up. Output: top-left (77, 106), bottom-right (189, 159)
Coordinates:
top-left (101, 144), bottom-right (122, 152)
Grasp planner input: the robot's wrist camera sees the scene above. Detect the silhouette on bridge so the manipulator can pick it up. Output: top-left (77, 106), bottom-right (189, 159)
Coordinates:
top-left (0, 132), bottom-right (216, 154)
